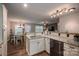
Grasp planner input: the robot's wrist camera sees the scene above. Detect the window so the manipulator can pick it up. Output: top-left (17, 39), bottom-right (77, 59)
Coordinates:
top-left (15, 26), bottom-right (23, 35)
top-left (35, 25), bottom-right (43, 32)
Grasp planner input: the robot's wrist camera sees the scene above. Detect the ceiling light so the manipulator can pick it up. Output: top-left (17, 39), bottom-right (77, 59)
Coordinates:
top-left (69, 9), bottom-right (74, 12)
top-left (50, 7), bottom-right (75, 18)
top-left (69, 8), bottom-right (75, 12)
top-left (24, 3), bottom-right (28, 7)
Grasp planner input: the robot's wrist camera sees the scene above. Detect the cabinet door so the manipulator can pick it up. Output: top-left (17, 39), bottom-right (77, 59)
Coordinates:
top-left (45, 38), bottom-right (50, 53)
top-left (38, 38), bottom-right (44, 52)
top-left (50, 39), bottom-right (64, 56)
top-left (30, 40), bottom-right (38, 55)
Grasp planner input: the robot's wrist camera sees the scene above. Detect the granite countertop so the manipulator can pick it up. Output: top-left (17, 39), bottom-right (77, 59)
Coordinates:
top-left (26, 34), bottom-right (44, 40)
top-left (49, 31), bottom-right (79, 35)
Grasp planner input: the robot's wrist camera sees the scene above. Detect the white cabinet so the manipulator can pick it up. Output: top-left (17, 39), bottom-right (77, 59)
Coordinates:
top-left (45, 38), bottom-right (50, 53)
top-left (38, 38), bottom-right (44, 52)
top-left (30, 40), bottom-right (38, 55)
top-left (28, 38), bottom-right (45, 55)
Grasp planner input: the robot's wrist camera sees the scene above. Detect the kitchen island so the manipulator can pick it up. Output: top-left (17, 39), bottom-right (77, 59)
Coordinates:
top-left (26, 32), bottom-right (79, 56)
top-left (26, 34), bottom-right (47, 55)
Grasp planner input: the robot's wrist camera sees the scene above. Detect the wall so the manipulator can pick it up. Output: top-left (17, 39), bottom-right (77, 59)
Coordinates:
top-left (8, 17), bottom-right (43, 36)
top-left (58, 12), bottom-right (79, 33)
top-left (0, 4), bottom-right (3, 44)
top-left (7, 18), bottom-right (10, 39)
top-left (2, 5), bottom-right (8, 56)
top-left (8, 21), bottom-right (36, 33)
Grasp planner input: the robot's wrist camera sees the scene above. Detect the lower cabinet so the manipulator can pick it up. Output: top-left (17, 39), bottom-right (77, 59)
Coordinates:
top-left (64, 43), bottom-right (79, 56)
top-left (29, 38), bottom-right (45, 55)
top-left (45, 38), bottom-right (50, 54)
top-left (30, 40), bottom-right (38, 55)
top-left (50, 39), bottom-right (64, 56)
top-left (38, 39), bottom-right (45, 52)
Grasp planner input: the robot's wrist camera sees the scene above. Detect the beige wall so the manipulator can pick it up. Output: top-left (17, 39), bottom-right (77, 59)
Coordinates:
top-left (58, 12), bottom-right (79, 33)
top-left (0, 4), bottom-right (3, 43)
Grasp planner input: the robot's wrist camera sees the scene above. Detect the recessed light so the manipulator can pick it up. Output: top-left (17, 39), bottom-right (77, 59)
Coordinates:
top-left (51, 16), bottom-right (53, 18)
top-left (24, 3), bottom-right (28, 7)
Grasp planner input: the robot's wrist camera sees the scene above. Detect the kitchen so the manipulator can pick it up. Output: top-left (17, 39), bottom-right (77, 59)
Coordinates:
top-left (0, 3), bottom-right (79, 56)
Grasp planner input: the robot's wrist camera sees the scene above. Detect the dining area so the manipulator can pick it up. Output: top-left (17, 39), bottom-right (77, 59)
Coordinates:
top-left (7, 23), bottom-right (27, 56)
top-left (9, 23), bottom-right (26, 44)
top-left (10, 34), bottom-right (24, 45)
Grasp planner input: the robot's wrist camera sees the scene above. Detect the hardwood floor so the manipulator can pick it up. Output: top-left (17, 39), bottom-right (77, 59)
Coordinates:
top-left (7, 40), bottom-right (48, 56)
top-left (33, 51), bottom-right (49, 56)
top-left (7, 40), bottom-right (28, 56)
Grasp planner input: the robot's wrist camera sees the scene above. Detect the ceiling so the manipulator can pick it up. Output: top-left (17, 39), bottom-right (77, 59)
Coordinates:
top-left (5, 3), bottom-right (79, 24)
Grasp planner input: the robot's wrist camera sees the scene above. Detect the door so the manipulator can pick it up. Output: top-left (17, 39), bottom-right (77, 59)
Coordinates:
top-left (50, 39), bottom-right (64, 56)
